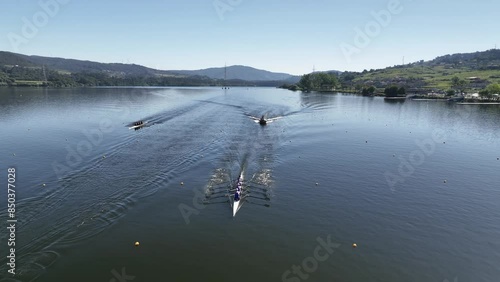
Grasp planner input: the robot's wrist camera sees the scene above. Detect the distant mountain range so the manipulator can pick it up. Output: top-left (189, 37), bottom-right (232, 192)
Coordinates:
top-left (173, 65), bottom-right (300, 82)
top-left (0, 51), bottom-right (300, 83)
top-left (1, 49), bottom-right (499, 90)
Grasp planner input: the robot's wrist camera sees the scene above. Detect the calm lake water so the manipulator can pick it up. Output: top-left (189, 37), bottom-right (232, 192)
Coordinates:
top-left (0, 87), bottom-right (499, 282)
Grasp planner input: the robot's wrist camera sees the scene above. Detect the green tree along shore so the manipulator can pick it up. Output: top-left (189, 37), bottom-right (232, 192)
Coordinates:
top-left (297, 72), bottom-right (339, 92)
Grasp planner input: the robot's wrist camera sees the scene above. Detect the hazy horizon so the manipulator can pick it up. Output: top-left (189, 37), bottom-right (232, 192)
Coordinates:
top-left (2, 0), bottom-right (499, 75)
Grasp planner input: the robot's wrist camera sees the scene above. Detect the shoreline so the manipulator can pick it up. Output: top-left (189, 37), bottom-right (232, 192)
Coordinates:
top-left (457, 102), bottom-right (500, 105)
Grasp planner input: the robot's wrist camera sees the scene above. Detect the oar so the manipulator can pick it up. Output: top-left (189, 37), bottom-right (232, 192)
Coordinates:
top-left (203, 200), bottom-right (230, 205)
top-left (245, 195), bottom-right (271, 201)
top-left (244, 200), bottom-right (271, 207)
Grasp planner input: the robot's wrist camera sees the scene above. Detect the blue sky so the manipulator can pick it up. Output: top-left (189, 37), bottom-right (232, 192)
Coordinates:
top-left (1, 0), bottom-right (499, 75)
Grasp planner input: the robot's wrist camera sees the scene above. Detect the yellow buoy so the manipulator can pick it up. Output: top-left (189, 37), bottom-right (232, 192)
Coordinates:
top-left (352, 243), bottom-right (357, 248)
top-left (134, 241), bottom-right (140, 246)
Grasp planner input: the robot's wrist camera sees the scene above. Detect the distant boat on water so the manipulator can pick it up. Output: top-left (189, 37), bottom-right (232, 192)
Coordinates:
top-left (448, 96), bottom-right (465, 102)
top-left (384, 96), bottom-right (406, 100)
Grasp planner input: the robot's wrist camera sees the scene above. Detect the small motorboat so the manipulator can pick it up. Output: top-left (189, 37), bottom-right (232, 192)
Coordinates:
top-left (259, 115), bottom-right (267, 125)
top-left (447, 96), bottom-right (465, 102)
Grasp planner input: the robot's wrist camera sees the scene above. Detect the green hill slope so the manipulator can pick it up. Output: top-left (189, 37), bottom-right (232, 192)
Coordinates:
top-left (353, 49), bottom-right (500, 91)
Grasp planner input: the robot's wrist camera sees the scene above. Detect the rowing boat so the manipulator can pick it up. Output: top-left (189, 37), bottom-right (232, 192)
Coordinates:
top-left (128, 121), bottom-right (147, 130)
top-left (232, 172), bottom-right (243, 217)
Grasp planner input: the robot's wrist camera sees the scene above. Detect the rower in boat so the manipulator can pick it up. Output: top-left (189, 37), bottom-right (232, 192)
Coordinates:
top-left (233, 175), bottom-right (243, 216)
top-left (129, 120), bottom-right (147, 130)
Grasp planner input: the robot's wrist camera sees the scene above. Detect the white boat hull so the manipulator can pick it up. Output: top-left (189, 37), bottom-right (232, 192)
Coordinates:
top-left (233, 200), bottom-right (240, 217)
